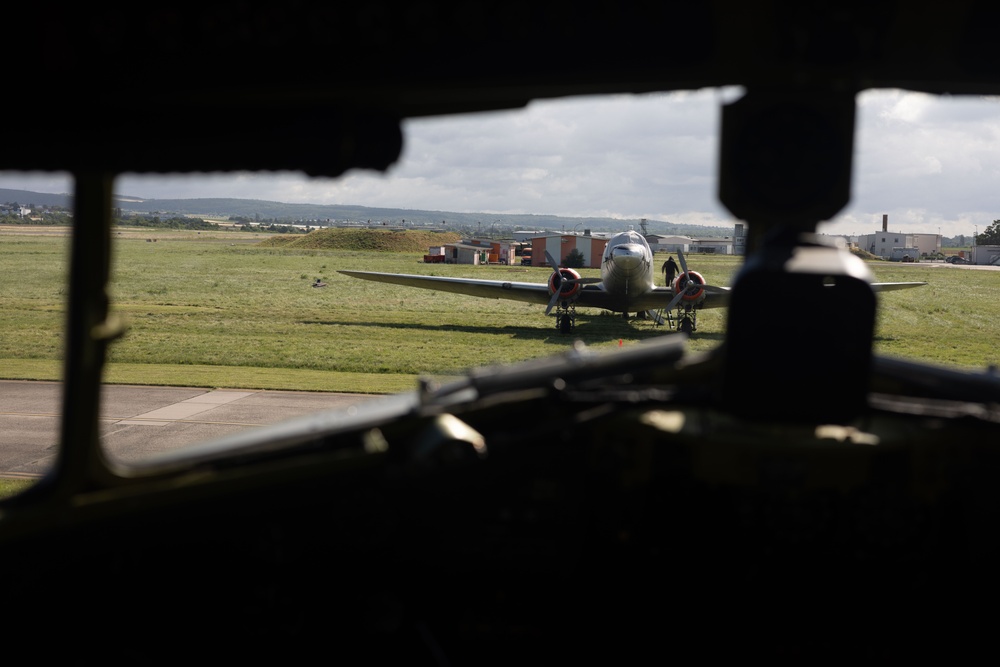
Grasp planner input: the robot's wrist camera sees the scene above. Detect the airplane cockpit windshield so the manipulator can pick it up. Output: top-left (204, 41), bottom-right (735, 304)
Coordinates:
top-left (1, 90), bottom-right (998, 476)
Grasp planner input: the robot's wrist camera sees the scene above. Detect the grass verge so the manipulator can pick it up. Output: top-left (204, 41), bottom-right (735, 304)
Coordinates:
top-left (0, 478), bottom-right (36, 499)
top-left (0, 359), bottom-right (420, 394)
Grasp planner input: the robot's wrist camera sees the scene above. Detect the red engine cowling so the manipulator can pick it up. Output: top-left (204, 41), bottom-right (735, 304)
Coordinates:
top-left (548, 267), bottom-right (582, 301)
top-left (672, 270), bottom-right (706, 302)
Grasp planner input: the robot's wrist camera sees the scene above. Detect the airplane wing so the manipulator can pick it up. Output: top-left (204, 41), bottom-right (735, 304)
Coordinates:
top-left (628, 285), bottom-right (732, 312)
top-left (628, 280), bottom-right (926, 312)
top-left (338, 270), bottom-right (565, 306)
top-left (339, 271), bottom-right (926, 313)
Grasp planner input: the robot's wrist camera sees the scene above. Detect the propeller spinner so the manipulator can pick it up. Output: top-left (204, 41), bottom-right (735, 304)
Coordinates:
top-left (544, 250), bottom-right (600, 315)
top-left (665, 251), bottom-right (705, 309)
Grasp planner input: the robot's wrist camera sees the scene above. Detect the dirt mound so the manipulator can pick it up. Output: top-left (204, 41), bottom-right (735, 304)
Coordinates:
top-left (850, 247), bottom-right (880, 260)
top-left (257, 227), bottom-right (461, 252)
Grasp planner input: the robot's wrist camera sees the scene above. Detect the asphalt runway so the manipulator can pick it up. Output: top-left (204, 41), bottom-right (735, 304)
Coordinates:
top-left (0, 380), bottom-right (376, 478)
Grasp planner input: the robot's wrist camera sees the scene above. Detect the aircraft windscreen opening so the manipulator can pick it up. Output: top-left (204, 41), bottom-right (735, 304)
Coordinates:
top-left (86, 97), bottom-right (742, 465)
top-left (0, 171), bottom-right (72, 496)
top-left (4, 91), bottom-right (997, 471)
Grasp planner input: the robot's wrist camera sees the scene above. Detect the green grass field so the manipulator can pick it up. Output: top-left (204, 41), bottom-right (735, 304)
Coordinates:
top-left (0, 228), bottom-right (997, 396)
top-left (0, 478), bottom-right (34, 498)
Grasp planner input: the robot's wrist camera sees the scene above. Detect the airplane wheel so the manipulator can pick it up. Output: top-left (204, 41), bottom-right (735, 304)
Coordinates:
top-left (679, 318), bottom-right (693, 335)
top-left (560, 315), bottom-right (572, 334)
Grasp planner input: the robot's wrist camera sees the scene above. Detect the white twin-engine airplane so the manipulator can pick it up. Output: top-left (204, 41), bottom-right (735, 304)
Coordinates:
top-left (339, 230), bottom-right (927, 334)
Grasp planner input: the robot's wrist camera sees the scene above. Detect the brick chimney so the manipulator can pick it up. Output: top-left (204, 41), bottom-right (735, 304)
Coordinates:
top-left (882, 214), bottom-right (888, 232)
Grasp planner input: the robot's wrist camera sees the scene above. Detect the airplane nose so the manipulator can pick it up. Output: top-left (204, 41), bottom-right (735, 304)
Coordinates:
top-left (612, 245), bottom-right (643, 270)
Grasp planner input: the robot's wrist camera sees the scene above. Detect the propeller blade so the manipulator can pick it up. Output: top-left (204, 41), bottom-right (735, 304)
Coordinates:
top-left (545, 287), bottom-right (563, 315)
top-left (673, 249), bottom-right (715, 296)
top-left (664, 288), bottom-right (686, 312)
top-left (544, 250), bottom-right (563, 315)
top-left (545, 274), bottom-right (596, 314)
top-left (647, 309), bottom-right (665, 325)
top-left (672, 250), bottom-right (695, 304)
top-left (542, 250), bottom-right (598, 314)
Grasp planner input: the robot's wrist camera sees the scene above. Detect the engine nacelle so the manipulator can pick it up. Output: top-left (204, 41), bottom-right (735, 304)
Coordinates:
top-left (672, 270), bottom-right (706, 302)
top-left (548, 267), bottom-right (583, 301)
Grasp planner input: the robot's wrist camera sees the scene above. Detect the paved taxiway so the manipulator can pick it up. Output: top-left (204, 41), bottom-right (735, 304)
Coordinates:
top-left (0, 380), bottom-right (376, 478)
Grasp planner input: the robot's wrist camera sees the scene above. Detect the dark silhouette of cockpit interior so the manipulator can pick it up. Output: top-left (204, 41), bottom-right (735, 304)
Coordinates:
top-left (3, 3), bottom-right (1000, 663)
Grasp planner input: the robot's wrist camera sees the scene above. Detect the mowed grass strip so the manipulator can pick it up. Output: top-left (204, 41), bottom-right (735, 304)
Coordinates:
top-left (0, 478), bottom-right (35, 499)
top-left (0, 358), bottom-right (420, 394)
top-left (0, 228), bottom-right (997, 396)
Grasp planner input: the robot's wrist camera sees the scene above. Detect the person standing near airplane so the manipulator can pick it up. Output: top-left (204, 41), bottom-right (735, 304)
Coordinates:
top-left (662, 255), bottom-right (679, 285)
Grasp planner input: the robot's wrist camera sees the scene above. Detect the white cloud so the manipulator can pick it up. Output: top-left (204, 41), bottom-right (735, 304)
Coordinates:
top-left (2, 88), bottom-right (998, 238)
top-left (824, 89), bottom-right (1000, 237)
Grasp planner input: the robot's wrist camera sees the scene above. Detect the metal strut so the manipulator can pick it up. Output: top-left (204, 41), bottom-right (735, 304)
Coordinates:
top-left (554, 302), bottom-right (576, 333)
top-left (677, 306), bottom-right (697, 334)
top-left (656, 308), bottom-right (675, 328)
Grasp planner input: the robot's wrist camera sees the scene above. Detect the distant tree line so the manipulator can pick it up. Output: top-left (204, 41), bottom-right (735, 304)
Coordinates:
top-left (977, 220), bottom-right (1000, 245)
top-left (0, 211), bottom-right (71, 225)
top-left (0, 201), bottom-right (72, 225)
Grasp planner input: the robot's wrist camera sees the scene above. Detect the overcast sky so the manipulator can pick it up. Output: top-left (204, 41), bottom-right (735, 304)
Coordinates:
top-left (3, 88), bottom-right (998, 238)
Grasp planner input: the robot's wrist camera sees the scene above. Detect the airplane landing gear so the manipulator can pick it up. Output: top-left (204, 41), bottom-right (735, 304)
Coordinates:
top-left (678, 307), bottom-right (697, 334)
top-left (555, 303), bottom-right (576, 334)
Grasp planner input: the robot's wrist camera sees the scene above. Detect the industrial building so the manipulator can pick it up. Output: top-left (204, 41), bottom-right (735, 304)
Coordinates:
top-left (645, 234), bottom-right (738, 255)
top-left (527, 232), bottom-right (609, 268)
top-left (645, 223), bottom-right (746, 255)
top-left (969, 244), bottom-right (1000, 266)
top-left (427, 239), bottom-right (517, 265)
top-left (855, 214), bottom-right (942, 260)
